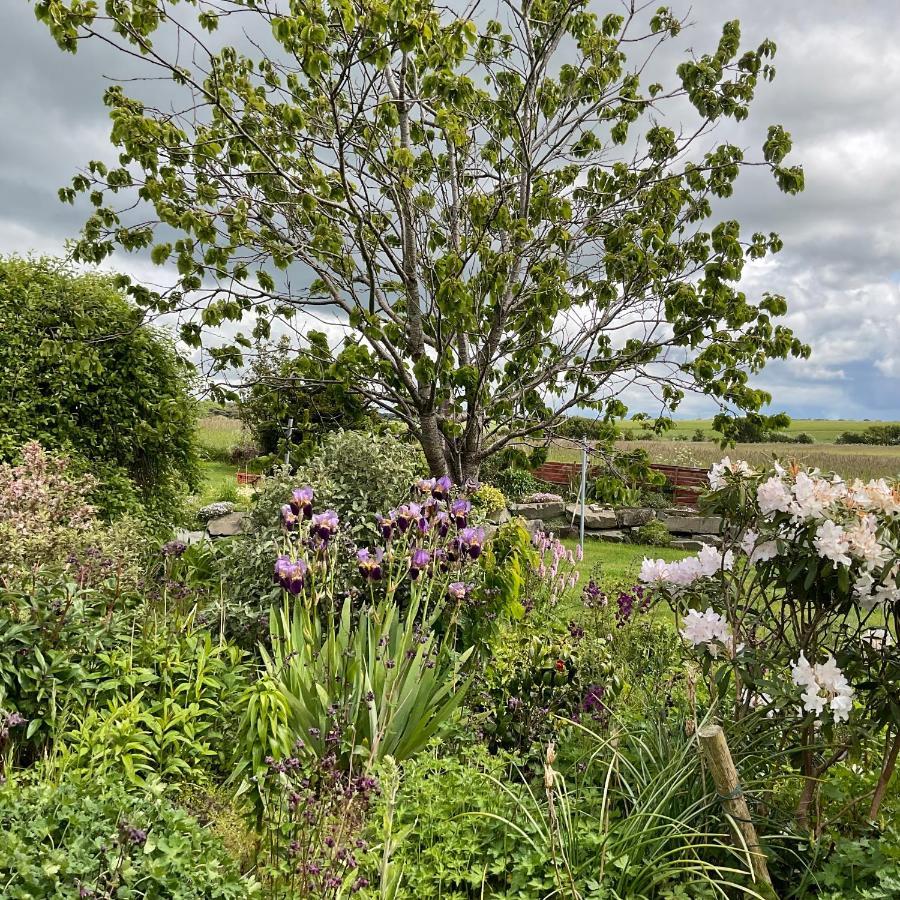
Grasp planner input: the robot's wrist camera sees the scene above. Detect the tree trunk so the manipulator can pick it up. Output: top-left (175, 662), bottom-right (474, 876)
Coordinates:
top-left (419, 412), bottom-right (449, 477)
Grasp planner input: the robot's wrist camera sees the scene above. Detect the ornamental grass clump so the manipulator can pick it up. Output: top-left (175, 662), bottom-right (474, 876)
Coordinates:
top-left (242, 479), bottom-right (489, 788)
top-left (639, 457), bottom-right (900, 826)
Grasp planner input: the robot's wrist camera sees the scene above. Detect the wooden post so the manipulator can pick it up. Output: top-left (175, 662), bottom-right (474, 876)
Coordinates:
top-left (698, 723), bottom-right (775, 892)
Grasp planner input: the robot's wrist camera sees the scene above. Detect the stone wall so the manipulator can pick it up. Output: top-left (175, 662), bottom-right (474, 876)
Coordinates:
top-left (507, 501), bottom-right (721, 549)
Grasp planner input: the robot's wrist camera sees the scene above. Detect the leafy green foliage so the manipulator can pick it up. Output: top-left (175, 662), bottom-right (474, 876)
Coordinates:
top-left (634, 519), bottom-right (673, 547)
top-left (241, 333), bottom-right (372, 457)
top-left (0, 257), bottom-right (199, 521)
top-left (255, 595), bottom-right (474, 777)
top-left (556, 417), bottom-right (620, 442)
top-left (0, 775), bottom-right (255, 898)
top-left (712, 411), bottom-right (792, 444)
top-left (836, 424), bottom-right (900, 446)
top-left (494, 469), bottom-right (540, 502)
top-left (249, 430), bottom-right (427, 542)
top-left (476, 617), bottom-right (619, 756)
top-left (470, 483), bottom-right (507, 517)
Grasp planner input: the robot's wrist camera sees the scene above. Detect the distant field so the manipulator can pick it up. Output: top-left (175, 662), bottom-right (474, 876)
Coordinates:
top-left (548, 439), bottom-right (900, 482)
top-left (628, 418), bottom-right (900, 443)
top-left (197, 414), bottom-right (248, 459)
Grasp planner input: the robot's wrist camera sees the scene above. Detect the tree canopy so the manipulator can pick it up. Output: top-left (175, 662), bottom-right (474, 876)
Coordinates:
top-left (242, 331), bottom-right (372, 457)
top-left (33, 0), bottom-right (808, 478)
top-left (0, 256), bottom-right (199, 518)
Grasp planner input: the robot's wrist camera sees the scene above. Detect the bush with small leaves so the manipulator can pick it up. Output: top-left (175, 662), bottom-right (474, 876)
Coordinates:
top-left (0, 775), bottom-right (256, 898)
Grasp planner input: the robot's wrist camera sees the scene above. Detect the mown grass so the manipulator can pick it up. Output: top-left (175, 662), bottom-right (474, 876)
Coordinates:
top-left (548, 438), bottom-right (900, 481)
top-left (628, 418), bottom-right (900, 442)
top-left (562, 536), bottom-right (688, 585)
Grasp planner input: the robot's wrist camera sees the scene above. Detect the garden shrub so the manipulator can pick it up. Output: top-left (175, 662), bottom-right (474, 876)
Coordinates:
top-left (494, 468), bottom-right (539, 501)
top-left (248, 429), bottom-right (427, 541)
top-left (0, 441), bottom-right (150, 591)
top-left (634, 518), bottom-right (672, 547)
top-left (0, 775), bottom-right (255, 898)
top-left (470, 482), bottom-right (507, 517)
top-left (0, 256), bottom-right (199, 522)
top-left (641, 457), bottom-right (900, 831)
top-left (475, 616), bottom-right (619, 756)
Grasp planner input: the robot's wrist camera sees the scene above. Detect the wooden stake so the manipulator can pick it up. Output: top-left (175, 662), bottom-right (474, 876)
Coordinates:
top-left (698, 723), bottom-right (775, 892)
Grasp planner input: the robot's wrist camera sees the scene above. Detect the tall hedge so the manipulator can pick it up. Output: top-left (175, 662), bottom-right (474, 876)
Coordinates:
top-left (0, 257), bottom-right (199, 520)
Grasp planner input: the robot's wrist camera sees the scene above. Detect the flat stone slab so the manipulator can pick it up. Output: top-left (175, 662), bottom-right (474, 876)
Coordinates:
top-left (487, 507), bottom-right (511, 525)
top-left (206, 511), bottom-right (246, 538)
top-left (565, 504), bottom-right (618, 530)
top-left (174, 528), bottom-right (207, 545)
top-left (588, 529), bottom-right (628, 543)
top-left (508, 501), bottom-right (565, 521)
top-left (616, 507), bottom-right (654, 528)
top-left (658, 513), bottom-right (723, 535)
top-left (670, 539), bottom-right (705, 551)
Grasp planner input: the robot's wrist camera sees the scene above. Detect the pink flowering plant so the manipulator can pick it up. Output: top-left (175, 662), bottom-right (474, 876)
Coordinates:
top-left (0, 442), bottom-right (97, 588)
top-left (639, 457), bottom-right (900, 826)
top-left (526, 530), bottom-right (581, 610)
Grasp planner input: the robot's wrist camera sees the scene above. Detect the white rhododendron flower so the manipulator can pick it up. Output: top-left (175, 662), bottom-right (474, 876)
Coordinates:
top-left (845, 514), bottom-right (889, 570)
top-left (788, 472), bottom-right (847, 522)
top-left (640, 547), bottom-right (733, 588)
top-left (708, 456), bottom-right (753, 490)
top-left (847, 478), bottom-right (900, 515)
top-left (813, 520), bottom-right (852, 567)
top-left (791, 652), bottom-right (854, 723)
top-left (639, 558), bottom-right (672, 584)
top-left (697, 545), bottom-right (734, 577)
top-left (739, 528), bottom-right (779, 563)
top-left (757, 476), bottom-right (793, 517)
top-left (680, 607), bottom-right (735, 657)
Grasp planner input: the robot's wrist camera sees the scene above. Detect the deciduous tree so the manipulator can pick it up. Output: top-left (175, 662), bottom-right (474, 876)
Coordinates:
top-left (33, 0), bottom-right (808, 479)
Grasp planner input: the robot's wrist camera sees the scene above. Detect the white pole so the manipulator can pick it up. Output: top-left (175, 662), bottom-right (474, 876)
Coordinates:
top-left (579, 443), bottom-right (588, 553)
top-left (284, 417), bottom-right (294, 468)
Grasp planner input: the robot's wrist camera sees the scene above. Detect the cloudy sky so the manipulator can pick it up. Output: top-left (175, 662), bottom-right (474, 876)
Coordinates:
top-left (2, 1), bottom-right (899, 420)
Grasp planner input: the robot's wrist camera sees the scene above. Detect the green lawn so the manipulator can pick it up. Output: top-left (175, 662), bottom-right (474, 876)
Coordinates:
top-left (196, 460), bottom-right (241, 507)
top-left (637, 418), bottom-right (900, 442)
top-left (562, 536), bottom-right (688, 585)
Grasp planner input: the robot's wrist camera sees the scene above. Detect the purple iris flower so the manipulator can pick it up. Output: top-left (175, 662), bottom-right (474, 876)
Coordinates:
top-left (415, 477), bottom-right (436, 494)
top-left (432, 475), bottom-right (453, 500)
top-left (433, 511), bottom-right (451, 537)
top-left (447, 581), bottom-right (471, 601)
top-left (281, 504), bottom-right (299, 530)
top-left (433, 547), bottom-right (449, 572)
top-left (161, 540), bottom-right (187, 558)
top-left (459, 526), bottom-right (486, 559)
top-left (395, 504), bottom-right (420, 534)
top-left (311, 509), bottom-right (339, 542)
top-left (376, 512), bottom-right (395, 541)
top-left (416, 515), bottom-right (430, 535)
top-left (275, 555), bottom-right (308, 594)
top-left (420, 497), bottom-right (438, 519)
top-left (409, 548), bottom-right (431, 579)
top-left (450, 499), bottom-right (471, 529)
top-left (357, 547), bottom-right (384, 581)
top-left (290, 486), bottom-right (314, 519)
